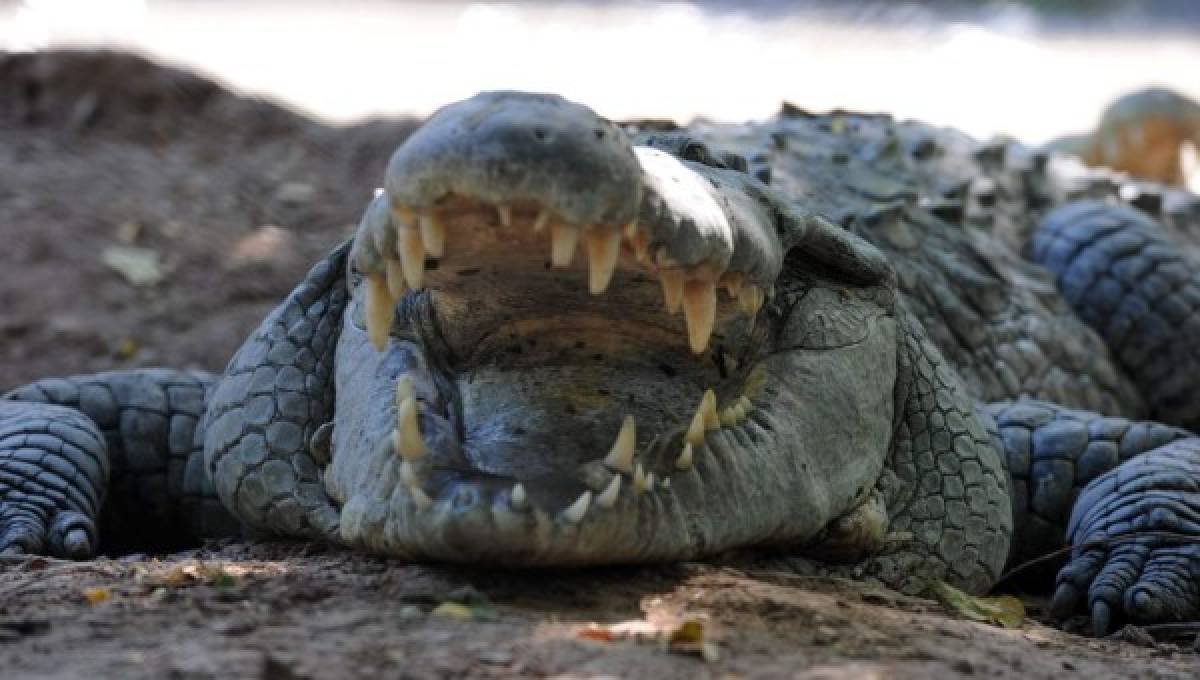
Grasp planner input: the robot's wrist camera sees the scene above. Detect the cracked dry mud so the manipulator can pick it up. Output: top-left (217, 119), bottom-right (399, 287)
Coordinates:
top-left (1, 50), bottom-right (1198, 679)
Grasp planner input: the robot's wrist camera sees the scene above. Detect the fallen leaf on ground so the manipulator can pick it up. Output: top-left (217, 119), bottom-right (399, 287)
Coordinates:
top-left (147, 562), bottom-right (240, 588)
top-left (667, 618), bottom-right (720, 662)
top-left (101, 245), bottom-right (163, 286)
top-left (431, 603), bottom-right (474, 621)
top-left (574, 618), bottom-right (718, 661)
top-left (82, 587), bottom-right (111, 604)
top-left (114, 338), bottom-right (139, 359)
top-left (576, 624), bottom-right (615, 642)
top-left (932, 581), bottom-right (1025, 629)
top-left (434, 587), bottom-right (498, 621)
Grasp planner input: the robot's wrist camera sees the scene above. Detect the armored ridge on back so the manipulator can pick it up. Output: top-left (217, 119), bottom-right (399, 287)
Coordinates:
top-left (4, 90), bottom-right (1200, 637)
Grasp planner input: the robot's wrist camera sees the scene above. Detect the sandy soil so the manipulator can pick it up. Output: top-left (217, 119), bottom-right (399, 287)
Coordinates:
top-left (2, 542), bottom-right (1198, 680)
top-left (0, 50), bottom-right (1198, 679)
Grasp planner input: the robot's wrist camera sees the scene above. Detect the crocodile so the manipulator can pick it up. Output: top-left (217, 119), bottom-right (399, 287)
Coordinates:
top-left (4, 91), bottom-right (1200, 637)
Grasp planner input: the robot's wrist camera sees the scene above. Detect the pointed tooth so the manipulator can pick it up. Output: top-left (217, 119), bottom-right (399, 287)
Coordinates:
top-left (385, 259), bottom-right (407, 299)
top-left (632, 231), bottom-right (651, 263)
top-left (584, 227), bottom-right (621, 295)
top-left (532, 209), bottom-right (550, 233)
top-left (738, 395), bottom-right (754, 413)
top-left (603, 415), bottom-right (637, 474)
top-left (633, 463), bottom-right (647, 494)
top-left (732, 402), bottom-right (747, 423)
top-left (596, 474), bottom-right (621, 509)
top-left (398, 226), bottom-right (425, 289)
top-left (686, 409), bottom-right (706, 446)
top-left (685, 392), bottom-right (711, 445)
top-left (738, 286), bottom-right (752, 313)
top-left (702, 389), bottom-right (720, 430)
top-left (561, 490), bottom-right (592, 523)
top-left (392, 204), bottom-right (416, 226)
top-left (365, 273), bottom-right (395, 351)
top-left (739, 284), bottom-right (763, 315)
top-left (722, 272), bottom-right (744, 299)
top-left (395, 375), bottom-right (415, 405)
top-left (496, 203), bottom-right (512, 228)
top-left (510, 483), bottom-right (528, 510)
top-left (644, 472), bottom-right (656, 491)
top-left (418, 212), bottom-right (445, 258)
top-left (550, 222), bottom-right (579, 268)
top-left (660, 268), bottom-right (684, 314)
top-left (622, 219), bottom-right (639, 239)
top-left (655, 248), bottom-right (678, 268)
top-left (410, 484), bottom-right (433, 509)
top-left (661, 477), bottom-right (671, 488)
top-left (683, 279), bottom-right (717, 354)
top-left (719, 407), bottom-right (738, 427)
top-left (675, 443), bottom-right (694, 471)
top-left (399, 459), bottom-right (418, 486)
top-left (396, 396), bottom-right (426, 461)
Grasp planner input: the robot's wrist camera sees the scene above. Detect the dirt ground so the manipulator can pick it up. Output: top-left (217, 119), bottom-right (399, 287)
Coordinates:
top-left (1, 50), bottom-right (1198, 679)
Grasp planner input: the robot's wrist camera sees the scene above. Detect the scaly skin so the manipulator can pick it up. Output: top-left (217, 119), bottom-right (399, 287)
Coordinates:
top-left (4, 91), bottom-right (1200, 635)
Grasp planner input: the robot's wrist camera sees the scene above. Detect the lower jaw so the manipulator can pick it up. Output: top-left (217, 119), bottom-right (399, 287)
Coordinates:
top-left (327, 347), bottom-right (785, 565)
top-left (335, 420), bottom-right (794, 566)
top-left (331, 280), bottom-right (790, 563)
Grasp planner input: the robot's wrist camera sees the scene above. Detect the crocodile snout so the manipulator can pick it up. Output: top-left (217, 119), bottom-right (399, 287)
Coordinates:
top-left (384, 90), bottom-right (642, 228)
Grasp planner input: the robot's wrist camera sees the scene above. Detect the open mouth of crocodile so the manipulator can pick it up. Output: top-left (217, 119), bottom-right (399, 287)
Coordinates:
top-left (325, 92), bottom-right (897, 564)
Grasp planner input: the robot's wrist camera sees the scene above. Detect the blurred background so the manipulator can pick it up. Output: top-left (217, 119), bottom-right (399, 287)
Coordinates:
top-left (3, 0), bottom-right (1199, 144)
top-left (3, 0), bottom-right (1200, 388)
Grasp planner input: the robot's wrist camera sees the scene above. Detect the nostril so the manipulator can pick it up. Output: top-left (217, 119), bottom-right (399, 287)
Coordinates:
top-left (533, 126), bottom-right (548, 142)
top-left (593, 128), bottom-right (606, 140)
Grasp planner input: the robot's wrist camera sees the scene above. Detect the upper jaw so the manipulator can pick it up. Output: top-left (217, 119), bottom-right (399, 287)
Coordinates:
top-left (353, 91), bottom-right (783, 360)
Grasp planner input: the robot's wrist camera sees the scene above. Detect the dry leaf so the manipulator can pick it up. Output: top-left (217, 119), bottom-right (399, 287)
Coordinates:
top-left (83, 587), bottom-right (111, 604)
top-left (149, 562), bottom-right (239, 588)
top-left (576, 624), bottom-right (615, 642)
top-left (667, 619), bottom-right (719, 662)
top-left (431, 602), bottom-right (473, 621)
top-left (101, 245), bottom-right (163, 286)
top-left (932, 581), bottom-right (1025, 629)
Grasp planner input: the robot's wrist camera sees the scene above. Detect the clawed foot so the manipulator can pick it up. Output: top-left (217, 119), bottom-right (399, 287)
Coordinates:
top-left (1050, 439), bottom-right (1200, 635)
top-left (1, 508), bottom-right (97, 559)
top-left (0, 401), bottom-right (107, 560)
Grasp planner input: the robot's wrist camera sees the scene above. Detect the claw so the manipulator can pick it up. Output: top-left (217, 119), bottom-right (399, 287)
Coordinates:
top-left (1090, 600), bottom-right (1112, 637)
top-left (62, 528), bottom-right (91, 559)
top-left (1128, 587), bottom-right (1166, 622)
top-left (1049, 582), bottom-right (1079, 620)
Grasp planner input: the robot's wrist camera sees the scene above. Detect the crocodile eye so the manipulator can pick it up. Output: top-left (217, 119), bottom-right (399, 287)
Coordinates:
top-left (682, 141), bottom-right (713, 165)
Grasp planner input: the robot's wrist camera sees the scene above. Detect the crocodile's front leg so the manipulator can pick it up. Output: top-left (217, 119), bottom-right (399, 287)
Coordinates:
top-left (203, 242), bottom-right (350, 540)
top-left (982, 399), bottom-right (1191, 571)
top-left (858, 305), bottom-right (1013, 594)
top-left (1049, 440), bottom-right (1200, 634)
